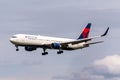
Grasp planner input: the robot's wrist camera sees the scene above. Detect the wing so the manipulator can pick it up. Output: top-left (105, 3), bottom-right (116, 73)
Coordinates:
top-left (60, 27), bottom-right (109, 45)
top-left (60, 36), bottom-right (100, 45)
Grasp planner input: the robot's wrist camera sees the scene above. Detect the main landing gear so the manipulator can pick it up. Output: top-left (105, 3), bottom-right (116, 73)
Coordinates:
top-left (57, 49), bottom-right (63, 54)
top-left (42, 48), bottom-right (63, 55)
top-left (42, 48), bottom-right (48, 56)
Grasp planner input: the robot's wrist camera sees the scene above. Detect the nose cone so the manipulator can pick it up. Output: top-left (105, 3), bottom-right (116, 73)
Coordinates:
top-left (10, 38), bottom-right (16, 44)
top-left (10, 35), bottom-right (19, 44)
top-left (10, 38), bottom-right (14, 43)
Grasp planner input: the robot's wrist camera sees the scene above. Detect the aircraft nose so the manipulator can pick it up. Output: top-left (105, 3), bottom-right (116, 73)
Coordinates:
top-left (10, 35), bottom-right (18, 44)
top-left (10, 38), bottom-right (13, 42)
top-left (10, 38), bottom-right (16, 43)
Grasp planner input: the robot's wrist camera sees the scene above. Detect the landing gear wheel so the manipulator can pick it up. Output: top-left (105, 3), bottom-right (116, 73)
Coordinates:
top-left (42, 48), bottom-right (48, 56)
top-left (16, 48), bottom-right (19, 51)
top-left (57, 51), bottom-right (63, 54)
top-left (42, 52), bottom-right (48, 56)
top-left (15, 46), bottom-right (19, 51)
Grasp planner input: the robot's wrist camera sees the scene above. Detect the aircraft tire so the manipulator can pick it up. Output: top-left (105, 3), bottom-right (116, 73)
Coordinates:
top-left (42, 52), bottom-right (48, 56)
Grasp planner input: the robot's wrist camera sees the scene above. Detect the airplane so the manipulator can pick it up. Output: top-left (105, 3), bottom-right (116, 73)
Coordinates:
top-left (10, 23), bottom-right (109, 55)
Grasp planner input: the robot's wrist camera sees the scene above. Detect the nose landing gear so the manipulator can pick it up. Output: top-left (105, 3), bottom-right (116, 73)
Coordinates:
top-left (15, 46), bottom-right (19, 51)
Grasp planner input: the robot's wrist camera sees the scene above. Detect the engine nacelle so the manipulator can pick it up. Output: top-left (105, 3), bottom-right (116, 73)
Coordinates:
top-left (25, 46), bottom-right (36, 51)
top-left (51, 43), bottom-right (61, 49)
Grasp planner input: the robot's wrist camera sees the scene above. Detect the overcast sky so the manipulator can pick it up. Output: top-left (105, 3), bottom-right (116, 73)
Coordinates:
top-left (0, 0), bottom-right (120, 80)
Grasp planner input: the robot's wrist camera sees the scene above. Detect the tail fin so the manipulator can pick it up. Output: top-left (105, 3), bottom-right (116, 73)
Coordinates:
top-left (77, 23), bottom-right (91, 39)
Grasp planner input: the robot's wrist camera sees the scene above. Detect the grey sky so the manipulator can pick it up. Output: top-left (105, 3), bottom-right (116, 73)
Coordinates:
top-left (0, 0), bottom-right (120, 80)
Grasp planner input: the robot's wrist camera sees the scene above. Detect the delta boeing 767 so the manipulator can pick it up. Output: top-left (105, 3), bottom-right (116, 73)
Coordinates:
top-left (10, 23), bottom-right (109, 55)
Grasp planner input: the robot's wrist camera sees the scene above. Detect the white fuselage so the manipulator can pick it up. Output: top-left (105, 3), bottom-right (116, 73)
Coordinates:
top-left (10, 34), bottom-right (74, 45)
top-left (10, 34), bottom-right (87, 50)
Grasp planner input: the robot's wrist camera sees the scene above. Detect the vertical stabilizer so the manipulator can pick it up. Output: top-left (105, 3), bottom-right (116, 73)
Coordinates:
top-left (77, 23), bottom-right (91, 39)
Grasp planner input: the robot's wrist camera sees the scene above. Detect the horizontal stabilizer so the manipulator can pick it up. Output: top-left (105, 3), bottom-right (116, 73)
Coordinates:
top-left (87, 41), bottom-right (104, 45)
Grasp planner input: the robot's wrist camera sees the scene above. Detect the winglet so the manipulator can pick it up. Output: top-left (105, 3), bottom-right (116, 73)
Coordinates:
top-left (101, 27), bottom-right (109, 37)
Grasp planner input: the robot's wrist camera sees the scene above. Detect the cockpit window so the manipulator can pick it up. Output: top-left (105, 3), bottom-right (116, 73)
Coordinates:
top-left (12, 36), bottom-right (17, 38)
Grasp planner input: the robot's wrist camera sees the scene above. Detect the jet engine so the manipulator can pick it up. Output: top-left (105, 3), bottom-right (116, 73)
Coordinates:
top-left (51, 43), bottom-right (61, 49)
top-left (25, 46), bottom-right (36, 51)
